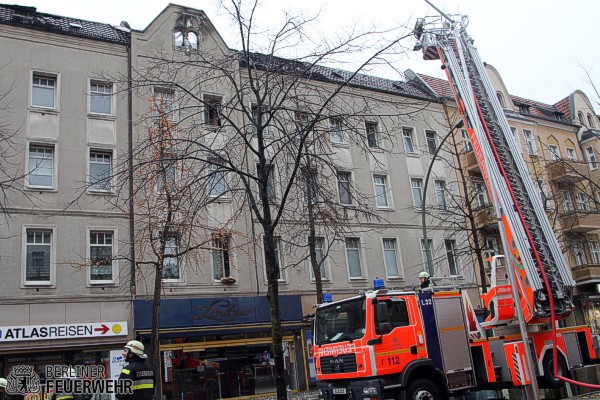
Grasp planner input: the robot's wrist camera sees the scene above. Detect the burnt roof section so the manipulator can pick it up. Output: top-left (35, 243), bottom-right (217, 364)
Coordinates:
top-left (239, 52), bottom-right (439, 103)
top-left (0, 4), bottom-right (130, 45)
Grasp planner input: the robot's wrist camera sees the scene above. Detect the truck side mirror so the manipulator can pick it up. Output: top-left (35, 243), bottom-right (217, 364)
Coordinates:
top-left (376, 302), bottom-right (391, 335)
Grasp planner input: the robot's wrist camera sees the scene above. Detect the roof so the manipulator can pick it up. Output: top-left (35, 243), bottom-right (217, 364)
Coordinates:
top-left (239, 53), bottom-right (439, 102)
top-left (581, 129), bottom-right (600, 142)
top-left (415, 73), bottom-right (577, 126)
top-left (0, 4), bottom-right (130, 45)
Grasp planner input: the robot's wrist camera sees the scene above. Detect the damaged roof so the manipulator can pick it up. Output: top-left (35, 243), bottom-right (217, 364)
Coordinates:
top-left (0, 4), bottom-right (130, 45)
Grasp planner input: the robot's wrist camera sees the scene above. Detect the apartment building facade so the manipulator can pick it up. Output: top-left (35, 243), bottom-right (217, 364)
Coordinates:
top-left (0, 3), bottom-right (478, 398)
top-left (409, 64), bottom-right (600, 329)
top-left (0, 3), bottom-right (133, 381)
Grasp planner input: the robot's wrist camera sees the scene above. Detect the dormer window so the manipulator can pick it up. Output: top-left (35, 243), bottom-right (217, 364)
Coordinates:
top-left (496, 92), bottom-right (505, 108)
top-left (518, 104), bottom-right (530, 114)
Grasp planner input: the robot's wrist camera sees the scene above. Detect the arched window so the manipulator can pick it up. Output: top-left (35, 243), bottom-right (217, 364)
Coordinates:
top-left (587, 114), bottom-right (596, 128)
top-left (496, 92), bottom-right (505, 108)
top-left (173, 30), bottom-right (184, 47)
top-left (578, 111), bottom-right (585, 125)
top-left (186, 31), bottom-right (199, 50)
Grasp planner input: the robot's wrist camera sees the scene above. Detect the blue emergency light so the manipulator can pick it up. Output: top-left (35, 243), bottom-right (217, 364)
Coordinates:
top-left (323, 293), bottom-right (333, 303)
top-left (373, 278), bottom-right (385, 290)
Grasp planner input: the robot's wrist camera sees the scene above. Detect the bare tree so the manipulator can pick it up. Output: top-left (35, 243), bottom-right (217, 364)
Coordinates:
top-left (118, 1), bottom-right (433, 397)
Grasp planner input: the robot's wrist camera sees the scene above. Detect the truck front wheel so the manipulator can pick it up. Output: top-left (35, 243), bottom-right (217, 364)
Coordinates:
top-left (406, 378), bottom-right (442, 400)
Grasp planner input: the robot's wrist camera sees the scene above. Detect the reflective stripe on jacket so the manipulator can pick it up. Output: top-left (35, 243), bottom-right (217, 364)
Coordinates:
top-left (116, 358), bottom-right (155, 400)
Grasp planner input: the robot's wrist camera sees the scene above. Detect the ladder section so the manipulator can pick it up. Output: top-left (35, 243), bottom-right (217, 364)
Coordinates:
top-left (414, 16), bottom-right (574, 322)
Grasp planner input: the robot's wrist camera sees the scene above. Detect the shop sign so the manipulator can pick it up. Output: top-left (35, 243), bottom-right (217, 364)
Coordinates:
top-left (0, 322), bottom-right (128, 342)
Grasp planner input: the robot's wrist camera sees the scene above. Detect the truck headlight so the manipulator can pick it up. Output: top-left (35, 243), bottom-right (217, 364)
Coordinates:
top-left (362, 387), bottom-right (378, 395)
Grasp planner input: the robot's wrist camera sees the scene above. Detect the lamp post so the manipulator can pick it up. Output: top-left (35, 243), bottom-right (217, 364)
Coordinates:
top-left (421, 119), bottom-right (464, 275)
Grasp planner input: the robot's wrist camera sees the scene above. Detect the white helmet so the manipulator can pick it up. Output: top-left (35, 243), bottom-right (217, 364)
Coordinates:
top-left (418, 271), bottom-right (430, 279)
top-left (125, 340), bottom-right (147, 358)
top-left (0, 378), bottom-right (7, 388)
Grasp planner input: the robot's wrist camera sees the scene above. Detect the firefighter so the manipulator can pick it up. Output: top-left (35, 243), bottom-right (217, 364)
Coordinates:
top-left (117, 340), bottom-right (155, 400)
top-left (418, 271), bottom-right (433, 291)
top-left (0, 378), bottom-right (8, 400)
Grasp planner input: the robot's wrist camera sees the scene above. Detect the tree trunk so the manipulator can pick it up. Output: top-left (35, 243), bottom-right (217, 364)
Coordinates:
top-left (151, 260), bottom-right (163, 400)
top-left (263, 232), bottom-right (287, 399)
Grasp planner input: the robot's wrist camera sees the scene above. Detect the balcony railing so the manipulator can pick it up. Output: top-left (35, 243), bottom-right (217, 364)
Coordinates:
top-left (573, 264), bottom-right (600, 284)
top-left (547, 159), bottom-right (588, 184)
top-left (560, 211), bottom-right (600, 233)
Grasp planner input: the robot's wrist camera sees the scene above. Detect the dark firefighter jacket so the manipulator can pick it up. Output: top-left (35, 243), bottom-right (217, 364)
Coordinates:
top-left (116, 357), bottom-right (155, 400)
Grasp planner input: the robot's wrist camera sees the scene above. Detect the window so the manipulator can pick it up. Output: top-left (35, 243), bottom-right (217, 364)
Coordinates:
top-left (311, 237), bottom-right (327, 280)
top-left (153, 88), bottom-right (175, 119)
top-left (562, 190), bottom-right (573, 212)
top-left (566, 148), bottom-right (577, 161)
top-left (25, 229), bottom-right (52, 283)
top-left (578, 112), bottom-right (585, 125)
top-left (523, 130), bottom-right (537, 155)
top-left (337, 171), bottom-right (352, 205)
top-left (366, 122), bottom-right (379, 148)
top-left (483, 237), bottom-right (498, 262)
top-left (473, 181), bottom-right (488, 208)
top-left (435, 180), bottom-right (447, 210)
top-left (156, 157), bottom-right (177, 193)
top-left (577, 192), bottom-right (590, 211)
top-left (212, 234), bottom-right (231, 280)
top-left (32, 73), bottom-right (56, 108)
top-left (295, 111), bottom-right (310, 133)
top-left (208, 163), bottom-right (227, 198)
top-left (383, 238), bottom-right (400, 278)
top-left (162, 235), bottom-right (180, 280)
top-left (386, 300), bottom-right (410, 328)
top-left (496, 92), bottom-right (505, 108)
top-left (28, 144), bottom-right (54, 188)
top-left (373, 175), bottom-right (390, 208)
top-left (89, 231), bottom-right (114, 282)
top-left (345, 238), bottom-right (363, 278)
top-left (420, 239), bottom-right (434, 275)
top-left (549, 144), bottom-right (560, 161)
top-left (90, 81), bottom-right (112, 115)
top-left (204, 95), bottom-right (223, 127)
top-left (586, 147), bottom-right (598, 170)
top-left (518, 104), bottom-right (530, 114)
top-left (411, 178), bottom-right (423, 209)
top-left (445, 239), bottom-right (458, 275)
top-left (330, 118), bottom-right (344, 144)
top-left (403, 128), bottom-right (415, 153)
top-left (174, 29), bottom-right (200, 51)
top-left (510, 127), bottom-right (521, 152)
top-left (574, 241), bottom-right (586, 266)
top-left (257, 164), bottom-right (276, 203)
top-left (461, 129), bottom-right (473, 152)
top-left (273, 237), bottom-right (285, 281)
top-left (590, 241), bottom-right (600, 264)
top-left (425, 131), bottom-right (437, 155)
top-left (536, 180), bottom-right (548, 209)
top-left (302, 167), bottom-right (319, 204)
top-left (89, 150), bottom-right (112, 192)
top-left (588, 114), bottom-right (596, 128)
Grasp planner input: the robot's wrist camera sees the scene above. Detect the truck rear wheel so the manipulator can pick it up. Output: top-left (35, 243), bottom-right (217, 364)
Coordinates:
top-left (406, 378), bottom-right (442, 400)
top-left (541, 353), bottom-right (567, 389)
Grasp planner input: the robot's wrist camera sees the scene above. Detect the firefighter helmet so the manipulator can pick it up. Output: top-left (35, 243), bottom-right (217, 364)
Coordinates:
top-left (0, 378), bottom-right (7, 388)
top-left (124, 340), bottom-right (147, 358)
top-left (418, 271), bottom-right (430, 279)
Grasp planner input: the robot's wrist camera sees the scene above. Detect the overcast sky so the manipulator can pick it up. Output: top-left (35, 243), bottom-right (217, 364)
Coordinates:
top-left (14, 0), bottom-right (600, 110)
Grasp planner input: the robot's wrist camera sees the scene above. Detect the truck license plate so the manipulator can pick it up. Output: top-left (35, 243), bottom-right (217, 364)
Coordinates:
top-left (333, 388), bottom-right (347, 394)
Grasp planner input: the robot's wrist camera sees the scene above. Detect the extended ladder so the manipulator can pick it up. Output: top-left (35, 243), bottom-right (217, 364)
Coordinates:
top-left (414, 15), bottom-right (574, 323)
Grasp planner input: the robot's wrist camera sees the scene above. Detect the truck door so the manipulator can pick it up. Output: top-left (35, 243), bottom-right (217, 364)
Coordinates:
top-left (373, 297), bottom-right (422, 376)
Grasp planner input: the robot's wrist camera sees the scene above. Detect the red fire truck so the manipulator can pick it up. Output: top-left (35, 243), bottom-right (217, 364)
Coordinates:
top-left (312, 10), bottom-right (600, 400)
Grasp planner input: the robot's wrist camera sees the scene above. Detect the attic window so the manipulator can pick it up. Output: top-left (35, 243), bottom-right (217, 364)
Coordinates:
top-left (553, 112), bottom-right (563, 121)
top-left (496, 92), bottom-right (505, 108)
top-left (173, 13), bottom-right (203, 53)
top-left (518, 104), bottom-right (530, 114)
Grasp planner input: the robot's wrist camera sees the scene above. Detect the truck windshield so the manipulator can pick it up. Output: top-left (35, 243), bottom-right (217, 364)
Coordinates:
top-left (314, 298), bottom-right (366, 345)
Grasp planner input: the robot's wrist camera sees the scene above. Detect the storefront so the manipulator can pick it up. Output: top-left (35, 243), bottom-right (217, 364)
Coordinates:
top-left (134, 295), bottom-right (309, 399)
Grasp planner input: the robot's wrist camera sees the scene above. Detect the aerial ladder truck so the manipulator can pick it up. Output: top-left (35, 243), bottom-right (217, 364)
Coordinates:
top-left (311, 11), bottom-right (600, 400)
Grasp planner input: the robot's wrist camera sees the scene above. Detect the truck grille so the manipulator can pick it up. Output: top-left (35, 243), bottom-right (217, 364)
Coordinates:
top-left (320, 354), bottom-right (357, 374)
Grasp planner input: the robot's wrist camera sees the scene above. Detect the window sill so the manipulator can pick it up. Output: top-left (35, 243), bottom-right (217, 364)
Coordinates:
top-left (29, 107), bottom-right (59, 114)
top-left (88, 282), bottom-right (117, 287)
top-left (163, 280), bottom-right (186, 286)
top-left (23, 283), bottom-right (55, 288)
top-left (25, 187), bottom-right (57, 193)
top-left (330, 142), bottom-right (349, 148)
top-left (368, 147), bottom-right (385, 153)
top-left (88, 190), bottom-right (116, 196)
top-left (376, 207), bottom-right (395, 212)
top-left (349, 278), bottom-right (367, 282)
top-left (87, 113), bottom-right (116, 120)
top-left (209, 196), bottom-right (232, 203)
top-left (406, 152), bottom-right (420, 158)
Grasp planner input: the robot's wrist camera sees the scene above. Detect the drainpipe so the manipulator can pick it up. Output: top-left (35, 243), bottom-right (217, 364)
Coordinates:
top-left (127, 41), bottom-right (136, 302)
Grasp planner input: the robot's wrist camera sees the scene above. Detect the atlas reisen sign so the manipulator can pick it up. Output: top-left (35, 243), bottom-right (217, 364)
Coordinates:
top-left (0, 322), bottom-right (128, 342)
